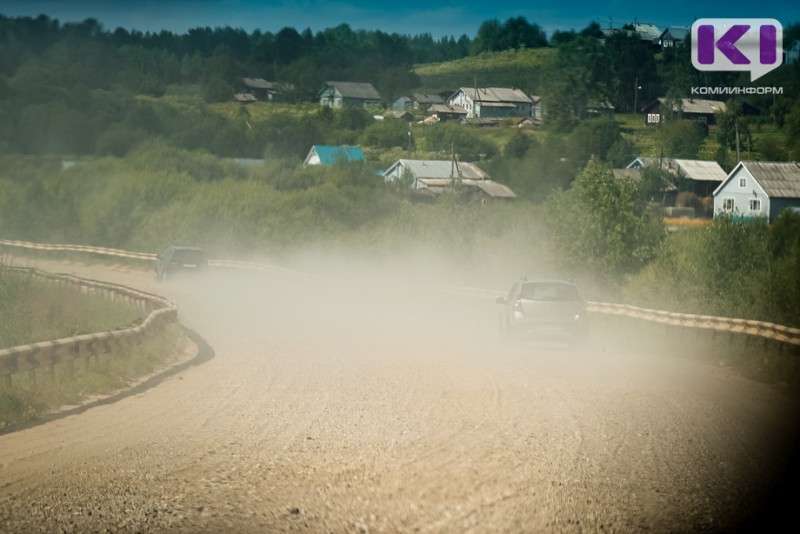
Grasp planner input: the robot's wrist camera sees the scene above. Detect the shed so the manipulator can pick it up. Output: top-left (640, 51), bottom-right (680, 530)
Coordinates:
top-left (426, 104), bottom-right (468, 122)
top-left (236, 78), bottom-right (292, 102)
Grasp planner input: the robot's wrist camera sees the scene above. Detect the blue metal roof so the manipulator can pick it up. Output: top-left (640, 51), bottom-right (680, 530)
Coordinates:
top-left (313, 145), bottom-right (366, 164)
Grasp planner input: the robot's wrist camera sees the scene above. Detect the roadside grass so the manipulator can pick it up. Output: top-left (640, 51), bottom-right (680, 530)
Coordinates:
top-left (0, 269), bottom-right (142, 348)
top-left (592, 314), bottom-right (800, 388)
top-left (1, 269), bottom-right (184, 429)
top-left (0, 324), bottom-right (183, 429)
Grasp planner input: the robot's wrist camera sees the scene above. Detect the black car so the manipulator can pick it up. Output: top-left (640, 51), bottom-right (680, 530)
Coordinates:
top-left (154, 245), bottom-right (208, 281)
top-left (496, 278), bottom-right (589, 345)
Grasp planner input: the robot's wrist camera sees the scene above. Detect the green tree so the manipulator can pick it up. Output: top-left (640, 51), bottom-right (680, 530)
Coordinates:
top-left (542, 36), bottom-right (610, 130)
top-left (567, 117), bottom-right (625, 167)
top-left (544, 158), bottom-right (664, 286)
top-left (360, 118), bottom-right (410, 149)
top-left (656, 119), bottom-right (706, 159)
top-left (422, 122), bottom-right (497, 161)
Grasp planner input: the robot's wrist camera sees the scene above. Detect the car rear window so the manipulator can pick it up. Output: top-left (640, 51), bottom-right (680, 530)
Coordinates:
top-left (520, 283), bottom-right (579, 302)
top-left (172, 249), bottom-right (206, 264)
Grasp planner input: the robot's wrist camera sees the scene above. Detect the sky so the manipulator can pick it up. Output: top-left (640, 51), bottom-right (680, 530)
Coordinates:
top-left (1, 0), bottom-right (799, 39)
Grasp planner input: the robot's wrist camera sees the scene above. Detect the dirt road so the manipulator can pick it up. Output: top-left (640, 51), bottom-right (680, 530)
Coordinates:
top-left (1, 261), bottom-right (798, 532)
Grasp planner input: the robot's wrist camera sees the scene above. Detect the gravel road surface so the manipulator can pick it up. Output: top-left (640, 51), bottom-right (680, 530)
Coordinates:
top-left (1, 260), bottom-right (798, 532)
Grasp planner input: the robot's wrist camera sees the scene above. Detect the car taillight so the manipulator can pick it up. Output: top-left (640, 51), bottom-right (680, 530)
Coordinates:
top-left (513, 298), bottom-right (523, 313)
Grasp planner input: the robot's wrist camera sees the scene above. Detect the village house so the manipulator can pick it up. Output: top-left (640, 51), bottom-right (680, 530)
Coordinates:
top-left (447, 87), bottom-right (534, 120)
top-left (234, 78), bottom-right (292, 103)
top-left (641, 97), bottom-right (726, 126)
top-left (713, 161), bottom-right (800, 222)
top-left (393, 93), bottom-right (446, 112)
top-left (383, 159), bottom-right (516, 201)
top-left (303, 145), bottom-right (366, 166)
top-left (627, 157), bottom-right (727, 197)
top-left (318, 81), bottom-right (382, 108)
top-left (659, 27), bottom-right (689, 48)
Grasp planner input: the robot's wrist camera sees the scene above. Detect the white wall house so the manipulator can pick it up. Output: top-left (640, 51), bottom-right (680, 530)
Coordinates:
top-left (383, 159), bottom-right (516, 200)
top-left (713, 161), bottom-right (800, 221)
top-left (447, 87), bottom-right (534, 119)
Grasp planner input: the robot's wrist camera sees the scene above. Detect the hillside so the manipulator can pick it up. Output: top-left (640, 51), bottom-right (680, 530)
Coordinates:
top-left (413, 48), bottom-right (556, 95)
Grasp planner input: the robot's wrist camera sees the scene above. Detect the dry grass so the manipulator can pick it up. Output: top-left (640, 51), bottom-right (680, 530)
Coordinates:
top-left (663, 218), bottom-right (714, 230)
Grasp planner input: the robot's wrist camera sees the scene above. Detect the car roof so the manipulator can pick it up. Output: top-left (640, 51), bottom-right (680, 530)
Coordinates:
top-left (518, 278), bottom-right (577, 285)
top-left (166, 245), bottom-right (204, 251)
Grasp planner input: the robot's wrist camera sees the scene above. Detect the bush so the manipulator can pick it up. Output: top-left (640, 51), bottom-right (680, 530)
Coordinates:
top-left (543, 158), bottom-right (664, 292)
top-left (360, 118), bottom-right (410, 149)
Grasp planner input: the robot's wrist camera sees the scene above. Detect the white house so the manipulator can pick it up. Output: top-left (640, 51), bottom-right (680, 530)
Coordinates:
top-left (447, 87), bottom-right (534, 119)
top-left (713, 161), bottom-right (800, 221)
top-left (383, 159), bottom-right (516, 200)
top-left (318, 81), bottom-right (382, 108)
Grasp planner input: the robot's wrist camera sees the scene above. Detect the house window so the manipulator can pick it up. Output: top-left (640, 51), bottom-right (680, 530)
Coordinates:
top-left (739, 178), bottom-right (746, 187)
top-left (647, 113), bottom-right (660, 124)
top-left (722, 198), bottom-right (735, 211)
top-left (749, 199), bottom-right (761, 212)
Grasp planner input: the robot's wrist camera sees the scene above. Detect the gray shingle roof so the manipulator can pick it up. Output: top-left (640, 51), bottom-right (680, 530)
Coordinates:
top-left (742, 161), bottom-right (800, 198)
top-left (457, 87), bottom-right (533, 104)
top-left (656, 98), bottom-right (727, 115)
top-left (324, 81), bottom-right (381, 100)
top-left (243, 78), bottom-right (275, 89)
top-left (416, 178), bottom-right (516, 198)
top-left (628, 157), bottom-right (726, 182)
top-left (390, 159), bottom-right (490, 180)
top-left (412, 93), bottom-right (445, 105)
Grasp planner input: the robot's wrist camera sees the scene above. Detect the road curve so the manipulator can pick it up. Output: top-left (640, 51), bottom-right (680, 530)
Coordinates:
top-left (1, 260), bottom-right (798, 532)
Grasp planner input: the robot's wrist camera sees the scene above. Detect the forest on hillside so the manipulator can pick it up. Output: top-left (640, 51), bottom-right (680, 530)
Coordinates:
top-left (1, 12), bottom-right (799, 161)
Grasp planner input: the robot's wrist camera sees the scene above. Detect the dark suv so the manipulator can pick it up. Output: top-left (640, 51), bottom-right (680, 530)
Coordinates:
top-left (496, 278), bottom-right (589, 345)
top-left (154, 245), bottom-right (208, 281)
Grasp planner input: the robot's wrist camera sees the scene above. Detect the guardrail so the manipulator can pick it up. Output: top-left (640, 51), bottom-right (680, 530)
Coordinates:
top-left (0, 239), bottom-right (156, 261)
top-left (0, 266), bottom-right (178, 387)
top-left (585, 302), bottom-right (800, 348)
top-left (0, 239), bottom-right (320, 281)
top-left (2, 239), bottom-right (799, 350)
